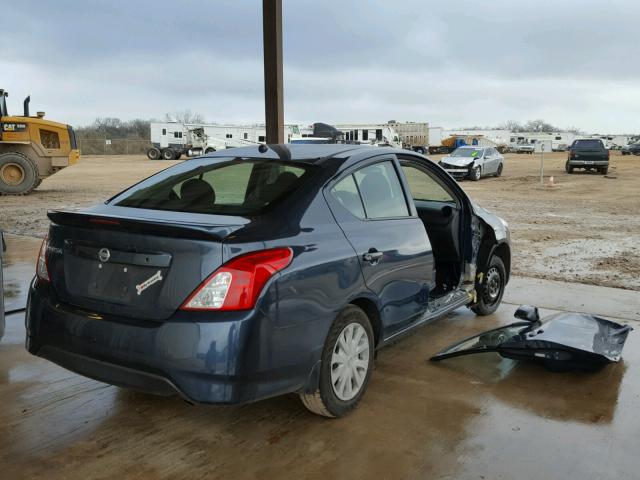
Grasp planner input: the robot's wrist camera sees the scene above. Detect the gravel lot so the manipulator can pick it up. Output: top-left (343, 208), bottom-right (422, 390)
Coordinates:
top-left (1, 151), bottom-right (638, 290)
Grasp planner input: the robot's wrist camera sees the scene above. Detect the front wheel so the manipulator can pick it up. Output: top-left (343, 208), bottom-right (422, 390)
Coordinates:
top-left (472, 256), bottom-right (506, 316)
top-left (470, 166), bottom-right (481, 181)
top-left (300, 305), bottom-right (374, 418)
top-left (495, 163), bottom-right (503, 177)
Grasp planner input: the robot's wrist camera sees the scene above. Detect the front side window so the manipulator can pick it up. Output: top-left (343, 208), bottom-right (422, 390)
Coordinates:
top-left (401, 164), bottom-right (455, 203)
top-left (115, 158), bottom-right (314, 215)
top-left (353, 161), bottom-right (409, 219)
top-left (40, 129), bottom-right (60, 149)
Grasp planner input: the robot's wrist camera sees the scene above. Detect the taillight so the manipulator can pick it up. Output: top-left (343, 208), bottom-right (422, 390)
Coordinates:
top-left (181, 247), bottom-right (293, 311)
top-left (36, 235), bottom-right (50, 282)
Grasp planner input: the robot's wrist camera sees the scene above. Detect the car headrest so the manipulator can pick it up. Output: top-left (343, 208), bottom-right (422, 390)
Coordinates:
top-left (180, 178), bottom-right (216, 209)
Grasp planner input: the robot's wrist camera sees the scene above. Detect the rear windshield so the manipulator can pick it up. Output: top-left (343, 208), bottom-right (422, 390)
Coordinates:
top-left (114, 157), bottom-right (316, 215)
top-left (572, 139), bottom-right (604, 150)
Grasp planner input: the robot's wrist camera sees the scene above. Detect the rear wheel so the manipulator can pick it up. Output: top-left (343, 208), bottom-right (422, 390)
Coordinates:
top-left (0, 152), bottom-right (39, 195)
top-left (495, 163), bottom-right (503, 177)
top-left (162, 148), bottom-right (175, 160)
top-left (472, 256), bottom-right (506, 316)
top-left (565, 161), bottom-right (574, 174)
top-left (204, 147), bottom-right (216, 154)
top-left (146, 147), bottom-right (161, 160)
top-left (300, 305), bottom-right (374, 418)
top-left (415, 147), bottom-right (425, 155)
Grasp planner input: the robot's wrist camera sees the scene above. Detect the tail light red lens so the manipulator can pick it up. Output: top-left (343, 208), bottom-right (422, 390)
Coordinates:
top-left (181, 247), bottom-right (293, 311)
top-left (36, 235), bottom-right (50, 282)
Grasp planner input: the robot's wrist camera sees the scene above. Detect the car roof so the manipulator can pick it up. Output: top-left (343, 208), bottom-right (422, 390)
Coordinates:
top-left (204, 144), bottom-right (379, 164)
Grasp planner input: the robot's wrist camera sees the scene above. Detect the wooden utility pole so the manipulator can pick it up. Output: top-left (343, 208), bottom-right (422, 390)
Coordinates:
top-left (262, 0), bottom-right (284, 144)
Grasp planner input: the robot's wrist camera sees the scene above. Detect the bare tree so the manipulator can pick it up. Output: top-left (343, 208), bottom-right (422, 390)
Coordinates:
top-left (498, 120), bottom-right (524, 132)
top-left (523, 119), bottom-right (558, 132)
top-left (164, 110), bottom-right (205, 124)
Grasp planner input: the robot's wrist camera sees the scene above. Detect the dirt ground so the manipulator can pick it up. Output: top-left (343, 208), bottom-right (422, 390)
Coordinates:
top-left (0, 151), bottom-right (638, 290)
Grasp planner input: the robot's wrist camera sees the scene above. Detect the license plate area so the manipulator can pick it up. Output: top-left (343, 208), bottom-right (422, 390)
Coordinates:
top-left (62, 240), bottom-right (171, 305)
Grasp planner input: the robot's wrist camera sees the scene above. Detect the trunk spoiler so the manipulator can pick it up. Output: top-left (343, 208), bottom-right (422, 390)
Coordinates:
top-left (47, 210), bottom-right (242, 242)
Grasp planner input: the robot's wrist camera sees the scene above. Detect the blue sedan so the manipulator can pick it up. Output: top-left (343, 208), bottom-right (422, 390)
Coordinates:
top-left (26, 144), bottom-right (511, 417)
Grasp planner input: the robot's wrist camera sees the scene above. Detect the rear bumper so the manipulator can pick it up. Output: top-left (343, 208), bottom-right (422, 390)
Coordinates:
top-left (25, 280), bottom-right (315, 404)
top-left (567, 159), bottom-right (608, 167)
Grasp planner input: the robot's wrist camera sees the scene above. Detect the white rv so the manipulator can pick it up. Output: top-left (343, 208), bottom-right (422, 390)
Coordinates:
top-left (148, 122), bottom-right (302, 160)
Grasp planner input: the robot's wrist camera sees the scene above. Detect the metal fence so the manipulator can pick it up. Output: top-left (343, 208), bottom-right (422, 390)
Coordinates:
top-left (78, 138), bottom-right (152, 155)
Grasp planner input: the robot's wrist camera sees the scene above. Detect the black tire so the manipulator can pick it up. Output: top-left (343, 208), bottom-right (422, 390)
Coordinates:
top-left (565, 161), bottom-right (574, 174)
top-left (0, 152), bottom-right (39, 195)
top-left (471, 255), bottom-right (506, 316)
top-left (470, 166), bottom-right (481, 181)
top-left (601, 167), bottom-right (608, 175)
top-left (162, 148), bottom-right (175, 160)
top-left (415, 147), bottom-right (425, 155)
top-left (146, 147), bottom-right (161, 160)
top-left (495, 163), bottom-right (503, 177)
top-left (634, 151), bottom-right (640, 156)
top-left (174, 153), bottom-right (182, 160)
top-left (204, 147), bottom-right (216, 154)
top-left (300, 305), bottom-right (374, 418)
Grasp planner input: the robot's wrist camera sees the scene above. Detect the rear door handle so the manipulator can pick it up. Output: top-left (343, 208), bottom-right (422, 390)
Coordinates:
top-left (362, 249), bottom-right (383, 264)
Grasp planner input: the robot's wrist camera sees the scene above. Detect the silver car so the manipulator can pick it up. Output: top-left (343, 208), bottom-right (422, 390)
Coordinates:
top-left (438, 146), bottom-right (504, 181)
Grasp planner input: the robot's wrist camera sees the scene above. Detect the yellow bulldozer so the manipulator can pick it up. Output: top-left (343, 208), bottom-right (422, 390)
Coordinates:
top-left (0, 89), bottom-right (79, 195)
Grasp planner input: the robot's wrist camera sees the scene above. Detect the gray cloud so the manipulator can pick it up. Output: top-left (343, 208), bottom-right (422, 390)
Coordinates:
top-left (1, 0), bottom-right (638, 132)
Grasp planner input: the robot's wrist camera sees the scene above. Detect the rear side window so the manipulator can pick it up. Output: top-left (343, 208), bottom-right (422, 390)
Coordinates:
top-left (115, 158), bottom-right (314, 215)
top-left (353, 161), bottom-right (409, 219)
top-left (330, 175), bottom-right (365, 218)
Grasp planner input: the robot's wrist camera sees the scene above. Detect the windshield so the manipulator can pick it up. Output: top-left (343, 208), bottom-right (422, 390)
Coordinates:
top-left (451, 147), bottom-right (483, 158)
top-left (114, 157), bottom-right (316, 215)
top-left (572, 139), bottom-right (604, 150)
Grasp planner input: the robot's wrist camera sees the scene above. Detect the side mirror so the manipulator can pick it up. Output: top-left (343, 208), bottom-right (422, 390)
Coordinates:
top-left (514, 305), bottom-right (540, 323)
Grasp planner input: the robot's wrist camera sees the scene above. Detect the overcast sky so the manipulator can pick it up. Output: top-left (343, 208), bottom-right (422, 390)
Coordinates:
top-left (2, 0), bottom-right (638, 133)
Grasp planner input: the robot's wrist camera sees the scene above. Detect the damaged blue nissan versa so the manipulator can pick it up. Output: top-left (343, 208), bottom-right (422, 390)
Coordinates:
top-left (26, 144), bottom-right (510, 417)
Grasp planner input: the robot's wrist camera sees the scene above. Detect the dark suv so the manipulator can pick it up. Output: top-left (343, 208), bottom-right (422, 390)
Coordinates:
top-left (566, 139), bottom-right (609, 174)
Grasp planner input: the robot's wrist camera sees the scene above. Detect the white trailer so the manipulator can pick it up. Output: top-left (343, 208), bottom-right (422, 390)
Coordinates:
top-left (333, 123), bottom-right (403, 148)
top-left (443, 129), bottom-right (511, 150)
top-left (148, 122), bottom-right (302, 160)
top-left (427, 127), bottom-right (444, 153)
top-left (509, 132), bottom-right (576, 152)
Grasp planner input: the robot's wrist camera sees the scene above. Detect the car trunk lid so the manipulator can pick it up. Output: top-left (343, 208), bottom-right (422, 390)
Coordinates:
top-left (46, 208), bottom-right (247, 320)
